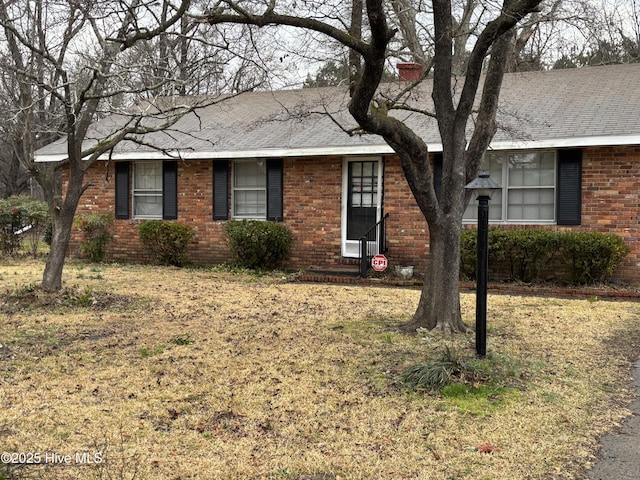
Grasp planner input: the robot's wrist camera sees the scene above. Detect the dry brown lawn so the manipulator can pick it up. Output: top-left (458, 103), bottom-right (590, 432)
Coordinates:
top-left (1, 259), bottom-right (640, 480)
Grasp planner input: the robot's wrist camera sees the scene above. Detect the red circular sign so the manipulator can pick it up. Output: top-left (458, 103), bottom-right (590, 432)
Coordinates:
top-left (371, 254), bottom-right (388, 272)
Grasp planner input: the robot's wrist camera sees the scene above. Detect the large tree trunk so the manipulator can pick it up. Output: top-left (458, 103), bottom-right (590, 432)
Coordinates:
top-left (404, 214), bottom-right (466, 333)
top-left (41, 166), bottom-right (84, 292)
top-left (42, 212), bottom-right (74, 292)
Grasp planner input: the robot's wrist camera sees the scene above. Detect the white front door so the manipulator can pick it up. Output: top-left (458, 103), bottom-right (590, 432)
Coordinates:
top-left (341, 157), bottom-right (383, 258)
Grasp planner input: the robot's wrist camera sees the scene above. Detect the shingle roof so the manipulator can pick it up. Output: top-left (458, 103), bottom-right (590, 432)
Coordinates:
top-left (34, 63), bottom-right (640, 162)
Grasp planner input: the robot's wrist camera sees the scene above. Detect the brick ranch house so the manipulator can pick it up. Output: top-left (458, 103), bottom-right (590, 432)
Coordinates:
top-left (35, 63), bottom-right (640, 282)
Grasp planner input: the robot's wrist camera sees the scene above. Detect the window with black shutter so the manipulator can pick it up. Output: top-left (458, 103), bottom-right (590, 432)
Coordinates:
top-left (213, 160), bottom-right (229, 220)
top-left (462, 149), bottom-right (582, 224)
top-left (266, 159), bottom-right (284, 221)
top-left (162, 161), bottom-right (178, 220)
top-left (225, 159), bottom-right (285, 221)
top-left (115, 162), bottom-right (130, 219)
top-left (116, 161), bottom-right (179, 220)
top-left (556, 149), bottom-right (582, 225)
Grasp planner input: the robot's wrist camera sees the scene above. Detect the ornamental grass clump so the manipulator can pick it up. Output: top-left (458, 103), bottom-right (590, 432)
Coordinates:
top-left (400, 345), bottom-right (467, 392)
top-left (225, 220), bottom-right (293, 270)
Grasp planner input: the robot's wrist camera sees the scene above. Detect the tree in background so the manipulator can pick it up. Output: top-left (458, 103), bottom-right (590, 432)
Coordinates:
top-left (0, 0), bottom-right (200, 291)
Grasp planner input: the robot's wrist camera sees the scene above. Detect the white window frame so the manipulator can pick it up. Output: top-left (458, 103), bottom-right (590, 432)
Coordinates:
top-left (132, 161), bottom-right (163, 219)
top-left (232, 159), bottom-right (267, 220)
top-left (464, 150), bottom-right (556, 225)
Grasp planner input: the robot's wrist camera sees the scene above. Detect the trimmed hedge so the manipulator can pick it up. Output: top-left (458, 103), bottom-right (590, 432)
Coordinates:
top-left (137, 221), bottom-right (195, 266)
top-left (225, 220), bottom-right (293, 270)
top-left (460, 229), bottom-right (629, 285)
top-left (560, 232), bottom-right (631, 284)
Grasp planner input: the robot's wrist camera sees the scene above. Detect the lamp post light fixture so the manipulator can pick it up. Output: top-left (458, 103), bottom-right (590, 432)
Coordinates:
top-left (465, 172), bottom-right (501, 357)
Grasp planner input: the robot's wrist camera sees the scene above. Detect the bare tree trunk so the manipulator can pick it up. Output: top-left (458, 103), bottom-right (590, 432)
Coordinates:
top-left (407, 216), bottom-right (466, 333)
top-left (39, 165), bottom-right (83, 292)
top-left (42, 208), bottom-right (74, 291)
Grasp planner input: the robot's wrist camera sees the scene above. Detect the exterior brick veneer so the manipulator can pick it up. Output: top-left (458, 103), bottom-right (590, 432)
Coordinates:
top-left (65, 144), bottom-right (640, 283)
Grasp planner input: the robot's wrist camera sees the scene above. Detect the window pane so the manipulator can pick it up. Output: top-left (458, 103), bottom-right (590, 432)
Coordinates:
top-left (464, 151), bottom-right (556, 223)
top-left (133, 161), bottom-right (163, 218)
top-left (134, 196), bottom-right (162, 217)
top-left (361, 177), bottom-right (374, 193)
top-left (483, 153), bottom-right (504, 185)
top-left (235, 162), bottom-right (266, 188)
top-left (134, 162), bottom-right (162, 190)
top-left (361, 193), bottom-right (376, 207)
top-left (234, 190), bottom-right (266, 217)
top-left (508, 152), bottom-right (555, 187)
top-left (507, 188), bottom-right (555, 221)
top-left (233, 160), bottom-right (267, 218)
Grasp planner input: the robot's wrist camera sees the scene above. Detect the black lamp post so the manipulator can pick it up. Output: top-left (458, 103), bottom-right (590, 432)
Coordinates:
top-left (465, 172), bottom-right (501, 357)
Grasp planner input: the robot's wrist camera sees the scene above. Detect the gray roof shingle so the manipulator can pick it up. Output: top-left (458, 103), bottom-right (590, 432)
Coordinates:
top-left (35, 63), bottom-right (640, 161)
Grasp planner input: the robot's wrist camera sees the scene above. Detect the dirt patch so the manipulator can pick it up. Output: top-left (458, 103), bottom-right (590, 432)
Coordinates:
top-left (0, 286), bottom-right (140, 315)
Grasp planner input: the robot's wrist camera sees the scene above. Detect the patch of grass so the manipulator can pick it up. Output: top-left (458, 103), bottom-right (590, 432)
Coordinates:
top-left (140, 345), bottom-right (165, 358)
top-left (169, 334), bottom-right (194, 346)
top-left (440, 382), bottom-right (520, 416)
top-left (62, 286), bottom-right (95, 308)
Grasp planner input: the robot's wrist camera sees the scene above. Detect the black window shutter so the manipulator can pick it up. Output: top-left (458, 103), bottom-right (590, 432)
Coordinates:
top-left (213, 160), bottom-right (229, 220)
top-left (115, 162), bottom-right (130, 219)
top-left (162, 161), bottom-right (178, 220)
top-left (266, 159), bottom-right (284, 221)
top-left (433, 153), bottom-right (443, 202)
top-left (557, 149), bottom-right (582, 225)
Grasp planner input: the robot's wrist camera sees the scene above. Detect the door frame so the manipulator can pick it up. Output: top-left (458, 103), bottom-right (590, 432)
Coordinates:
top-left (341, 156), bottom-right (384, 258)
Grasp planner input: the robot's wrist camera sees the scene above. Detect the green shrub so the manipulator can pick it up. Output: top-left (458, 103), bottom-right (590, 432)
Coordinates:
top-left (137, 220), bottom-right (195, 266)
top-left (225, 220), bottom-right (293, 270)
top-left (0, 196), bottom-right (50, 256)
top-left (460, 229), bottom-right (478, 280)
top-left (76, 213), bottom-right (114, 262)
top-left (560, 231), bottom-right (630, 284)
top-left (489, 229), bottom-right (559, 282)
top-left (460, 229), bottom-right (515, 281)
top-left (460, 228), bottom-right (629, 285)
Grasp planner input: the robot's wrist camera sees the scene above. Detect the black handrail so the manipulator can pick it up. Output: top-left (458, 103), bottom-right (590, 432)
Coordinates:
top-left (359, 212), bottom-right (389, 277)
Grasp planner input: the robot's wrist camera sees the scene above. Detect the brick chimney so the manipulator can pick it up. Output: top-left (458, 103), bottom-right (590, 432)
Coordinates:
top-left (397, 62), bottom-right (423, 82)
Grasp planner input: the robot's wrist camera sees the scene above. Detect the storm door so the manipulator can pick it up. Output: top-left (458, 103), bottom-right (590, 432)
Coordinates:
top-left (341, 158), bottom-right (383, 257)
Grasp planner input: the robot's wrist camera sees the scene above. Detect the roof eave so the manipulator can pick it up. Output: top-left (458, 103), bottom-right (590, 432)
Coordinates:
top-left (33, 134), bottom-right (640, 163)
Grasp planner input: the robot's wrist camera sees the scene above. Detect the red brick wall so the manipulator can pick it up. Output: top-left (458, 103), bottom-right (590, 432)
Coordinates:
top-left (382, 155), bottom-right (430, 270)
top-left (284, 156), bottom-right (343, 267)
top-left (579, 146), bottom-right (640, 281)
top-left (69, 160), bottom-right (231, 264)
top-left (66, 145), bottom-right (640, 283)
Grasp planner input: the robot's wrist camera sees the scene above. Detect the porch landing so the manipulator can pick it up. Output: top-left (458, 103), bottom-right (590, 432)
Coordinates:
top-left (295, 264), bottom-right (420, 286)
